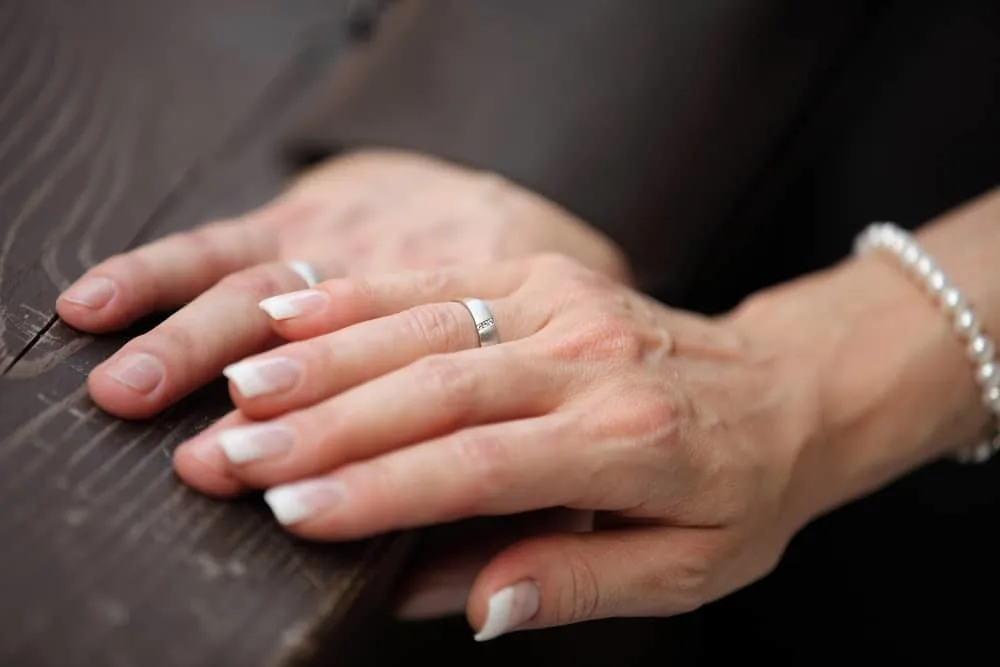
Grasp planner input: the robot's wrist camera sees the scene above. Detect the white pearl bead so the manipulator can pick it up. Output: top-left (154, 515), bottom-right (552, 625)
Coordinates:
top-left (927, 270), bottom-right (947, 294)
top-left (983, 385), bottom-right (1000, 412)
top-left (969, 335), bottom-right (995, 364)
top-left (977, 362), bottom-right (1000, 387)
top-left (902, 245), bottom-right (921, 268)
top-left (887, 233), bottom-right (906, 254)
top-left (940, 287), bottom-right (964, 312)
top-left (916, 256), bottom-right (935, 278)
top-left (954, 309), bottom-right (979, 337)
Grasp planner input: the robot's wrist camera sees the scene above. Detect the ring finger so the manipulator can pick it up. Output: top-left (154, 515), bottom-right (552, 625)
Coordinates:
top-left (226, 294), bottom-right (542, 419)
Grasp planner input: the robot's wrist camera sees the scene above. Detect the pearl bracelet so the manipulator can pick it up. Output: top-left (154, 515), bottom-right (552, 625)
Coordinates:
top-left (854, 222), bottom-right (1000, 464)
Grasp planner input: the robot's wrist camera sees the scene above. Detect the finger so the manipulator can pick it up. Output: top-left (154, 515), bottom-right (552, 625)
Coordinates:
top-left (179, 345), bottom-right (565, 490)
top-left (395, 511), bottom-right (593, 621)
top-left (224, 296), bottom-right (545, 419)
top-left (248, 413), bottom-right (631, 541)
top-left (467, 527), bottom-right (718, 641)
top-left (57, 217), bottom-right (276, 333)
top-left (258, 261), bottom-right (530, 340)
top-left (88, 259), bottom-right (338, 419)
top-left (172, 411), bottom-right (251, 498)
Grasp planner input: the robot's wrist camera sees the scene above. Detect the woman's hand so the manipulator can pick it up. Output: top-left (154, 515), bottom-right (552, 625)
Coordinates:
top-left (57, 150), bottom-right (630, 419)
top-left (172, 253), bottom-right (825, 639)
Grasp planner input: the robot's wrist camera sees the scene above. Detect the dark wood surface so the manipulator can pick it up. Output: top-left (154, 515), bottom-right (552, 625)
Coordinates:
top-left (0, 2), bottom-right (412, 665)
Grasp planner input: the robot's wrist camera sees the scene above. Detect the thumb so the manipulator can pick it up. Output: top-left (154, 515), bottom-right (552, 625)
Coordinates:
top-left (467, 527), bottom-right (712, 642)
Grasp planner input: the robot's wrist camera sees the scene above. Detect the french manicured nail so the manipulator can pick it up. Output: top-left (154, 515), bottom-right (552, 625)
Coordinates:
top-left (61, 276), bottom-right (116, 309)
top-left (223, 357), bottom-right (301, 398)
top-left (183, 437), bottom-right (230, 475)
top-left (216, 423), bottom-right (295, 464)
top-left (258, 289), bottom-right (327, 320)
top-left (474, 581), bottom-right (540, 642)
top-left (286, 260), bottom-right (320, 287)
top-left (263, 478), bottom-right (345, 525)
top-left (104, 352), bottom-right (164, 394)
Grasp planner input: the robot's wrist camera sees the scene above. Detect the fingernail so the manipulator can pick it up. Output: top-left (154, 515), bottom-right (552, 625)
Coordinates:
top-left (183, 437), bottom-right (230, 475)
top-left (216, 423), bottom-right (295, 464)
top-left (396, 585), bottom-right (470, 621)
top-left (61, 277), bottom-right (116, 309)
top-left (286, 260), bottom-right (320, 287)
top-left (474, 581), bottom-right (540, 642)
top-left (258, 289), bottom-right (327, 321)
top-left (263, 478), bottom-right (345, 525)
top-left (223, 357), bottom-right (301, 398)
top-left (104, 352), bottom-right (164, 394)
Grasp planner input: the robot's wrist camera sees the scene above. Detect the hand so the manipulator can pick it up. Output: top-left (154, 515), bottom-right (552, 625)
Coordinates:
top-left (57, 150), bottom-right (630, 419)
top-left (172, 254), bottom-right (824, 640)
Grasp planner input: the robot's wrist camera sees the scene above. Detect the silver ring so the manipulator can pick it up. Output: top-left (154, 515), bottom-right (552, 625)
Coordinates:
top-left (456, 298), bottom-right (499, 347)
top-left (286, 260), bottom-right (320, 287)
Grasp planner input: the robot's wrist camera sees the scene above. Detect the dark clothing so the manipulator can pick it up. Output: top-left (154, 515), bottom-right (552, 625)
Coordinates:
top-left (289, 1), bottom-right (1000, 663)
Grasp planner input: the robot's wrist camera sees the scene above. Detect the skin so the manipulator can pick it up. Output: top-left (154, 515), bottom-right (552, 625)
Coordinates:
top-left (56, 150), bottom-right (630, 420)
top-left (58, 156), bottom-right (1000, 638)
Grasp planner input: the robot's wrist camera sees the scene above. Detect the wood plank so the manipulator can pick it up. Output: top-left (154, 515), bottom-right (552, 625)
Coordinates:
top-left (0, 1), bottom-right (413, 664)
top-left (0, 0), bottom-right (346, 365)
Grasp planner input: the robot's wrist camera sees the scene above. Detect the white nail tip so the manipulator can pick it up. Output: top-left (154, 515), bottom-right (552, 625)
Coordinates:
top-left (222, 357), bottom-right (297, 398)
top-left (222, 360), bottom-right (272, 398)
top-left (263, 486), bottom-right (315, 526)
top-left (286, 260), bottom-right (320, 287)
top-left (258, 295), bottom-right (303, 321)
top-left (215, 424), bottom-right (293, 464)
top-left (217, 430), bottom-right (266, 464)
top-left (474, 581), bottom-right (540, 642)
top-left (258, 290), bottom-right (325, 321)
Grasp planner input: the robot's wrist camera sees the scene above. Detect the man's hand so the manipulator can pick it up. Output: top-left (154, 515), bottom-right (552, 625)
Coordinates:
top-left (56, 150), bottom-right (630, 419)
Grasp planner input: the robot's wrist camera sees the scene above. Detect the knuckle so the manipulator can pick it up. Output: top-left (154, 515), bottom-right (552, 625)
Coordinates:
top-left (397, 305), bottom-right (469, 353)
top-left (217, 267), bottom-right (285, 299)
top-left (447, 430), bottom-right (510, 513)
top-left (136, 322), bottom-right (200, 364)
top-left (583, 387), bottom-right (680, 444)
top-left (625, 396), bottom-right (680, 471)
top-left (622, 388), bottom-right (681, 441)
top-left (100, 249), bottom-right (153, 287)
top-left (410, 354), bottom-right (475, 400)
top-left (412, 266), bottom-right (458, 295)
top-left (651, 553), bottom-right (716, 614)
top-left (339, 277), bottom-right (376, 308)
top-left (176, 225), bottom-right (234, 273)
top-left (547, 313), bottom-right (648, 362)
top-left (558, 543), bottom-right (602, 624)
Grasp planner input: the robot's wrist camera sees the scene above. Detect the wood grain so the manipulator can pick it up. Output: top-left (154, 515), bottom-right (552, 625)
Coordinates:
top-left (0, 1), bottom-right (412, 665)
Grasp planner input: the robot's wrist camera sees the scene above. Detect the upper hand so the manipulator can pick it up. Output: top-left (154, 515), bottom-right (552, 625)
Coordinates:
top-left (56, 150), bottom-right (630, 419)
top-left (172, 254), bottom-right (823, 639)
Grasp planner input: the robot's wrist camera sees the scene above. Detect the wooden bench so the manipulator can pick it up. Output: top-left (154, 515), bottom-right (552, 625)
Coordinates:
top-left (0, 2), bottom-right (411, 664)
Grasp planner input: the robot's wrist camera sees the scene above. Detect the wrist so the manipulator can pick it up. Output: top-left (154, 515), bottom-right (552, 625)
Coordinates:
top-left (729, 254), bottom-right (990, 523)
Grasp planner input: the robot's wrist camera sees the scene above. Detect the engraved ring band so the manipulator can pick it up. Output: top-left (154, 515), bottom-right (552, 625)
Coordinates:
top-left (455, 298), bottom-right (500, 347)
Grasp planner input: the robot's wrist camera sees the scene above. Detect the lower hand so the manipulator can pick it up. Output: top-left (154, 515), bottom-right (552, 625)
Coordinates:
top-left (57, 151), bottom-right (629, 419)
top-left (172, 254), bottom-right (824, 640)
